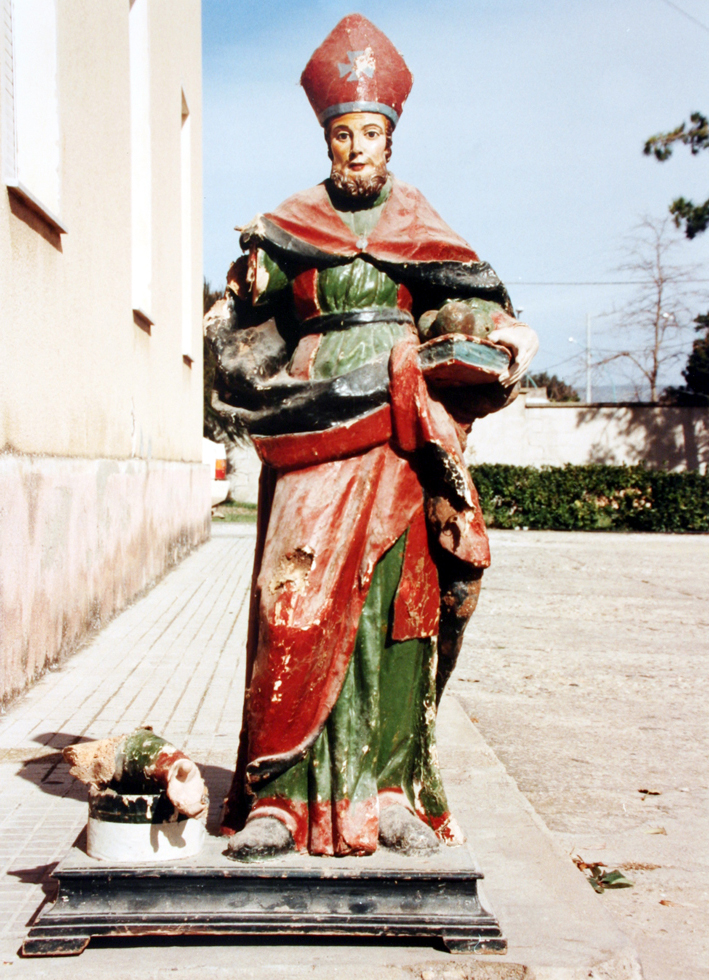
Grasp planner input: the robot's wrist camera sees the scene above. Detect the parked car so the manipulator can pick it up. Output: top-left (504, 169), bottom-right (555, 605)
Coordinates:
top-left (202, 438), bottom-right (229, 507)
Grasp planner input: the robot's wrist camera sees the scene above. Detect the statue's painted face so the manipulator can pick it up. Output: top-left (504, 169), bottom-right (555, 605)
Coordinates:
top-left (328, 112), bottom-right (389, 174)
top-left (327, 112), bottom-right (390, 200)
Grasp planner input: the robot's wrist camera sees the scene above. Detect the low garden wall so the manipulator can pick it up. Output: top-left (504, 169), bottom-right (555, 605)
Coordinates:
top-left (466, 394), bottom-right (709, 473)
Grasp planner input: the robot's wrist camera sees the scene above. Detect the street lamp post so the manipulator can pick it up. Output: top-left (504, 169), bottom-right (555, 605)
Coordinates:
top-left (569, 314), bottom-right (593, 403)
top-left (585, 313), bottom-right (592, 404)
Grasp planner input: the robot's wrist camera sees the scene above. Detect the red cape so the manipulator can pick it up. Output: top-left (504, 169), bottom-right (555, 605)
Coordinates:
top-left (243, 177), bottom-right (482, 266)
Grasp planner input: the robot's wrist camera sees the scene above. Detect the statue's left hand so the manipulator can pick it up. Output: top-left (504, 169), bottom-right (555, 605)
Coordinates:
top-left (165, 758), bottom-right (209, 820)
top-left (487, 323), bottom-right (539, 387)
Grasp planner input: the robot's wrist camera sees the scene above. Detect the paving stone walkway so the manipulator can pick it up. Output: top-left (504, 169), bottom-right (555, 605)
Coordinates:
top-left (0, 524), bottom-right (254, 948)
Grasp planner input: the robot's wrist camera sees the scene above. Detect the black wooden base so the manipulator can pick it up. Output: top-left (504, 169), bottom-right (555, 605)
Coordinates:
top-left (22, 834), bottom-right (506, 957)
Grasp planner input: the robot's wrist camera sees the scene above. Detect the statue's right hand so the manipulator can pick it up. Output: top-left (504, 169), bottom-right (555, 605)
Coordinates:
top-left (166, 758), bottom-right (209, 820)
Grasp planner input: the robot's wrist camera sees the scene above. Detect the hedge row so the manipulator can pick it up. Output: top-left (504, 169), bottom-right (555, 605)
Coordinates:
top-left (469, 464), bottom-right (709, 533)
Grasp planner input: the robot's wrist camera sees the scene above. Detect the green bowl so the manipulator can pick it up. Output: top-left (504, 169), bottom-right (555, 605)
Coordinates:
top-left (418, 335), bottom-right (510, 386)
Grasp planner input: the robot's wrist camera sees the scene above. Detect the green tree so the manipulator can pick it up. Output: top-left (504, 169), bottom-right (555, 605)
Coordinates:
top-left (203, 278), bottom-right (223, 315)
top-left (529, 371), bottom-right (579, 402)
top-left (665, 312), bottom-right (709, 405)
top-left (685, 312), bottom-right (709, 398)
top-left (644, 112), bottom-right (709, 239)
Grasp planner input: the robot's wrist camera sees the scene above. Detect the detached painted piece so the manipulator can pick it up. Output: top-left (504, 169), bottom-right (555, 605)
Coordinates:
top-left (208, 14), bottom-right (538, 861)
top-left (63, 728), bottom-right (208, 862)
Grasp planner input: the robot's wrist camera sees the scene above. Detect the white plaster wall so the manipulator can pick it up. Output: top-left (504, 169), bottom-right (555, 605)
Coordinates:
top-left (0, 2), bottom-right (206, 702)
top-left (226, 441), bottom-right (262, 504)
top-left (466, 395), bottom-right (709, 472)
top-left (0, 455), bottom-right (210, 705)
top-left (0, 0), bottom-right (203, 463)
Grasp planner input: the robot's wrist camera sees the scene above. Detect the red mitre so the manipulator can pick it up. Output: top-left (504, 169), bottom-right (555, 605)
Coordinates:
top-left (301, 14), bottom-right (413, 128)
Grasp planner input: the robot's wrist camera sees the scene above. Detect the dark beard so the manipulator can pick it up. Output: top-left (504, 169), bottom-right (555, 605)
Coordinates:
top-left (330, 163), bottom-right (388, 201)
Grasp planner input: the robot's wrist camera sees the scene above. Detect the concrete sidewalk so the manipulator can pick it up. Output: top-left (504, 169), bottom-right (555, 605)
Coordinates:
top-left (451, 530), bottom-right (709, 980)
top-left (0, 526), bottom-right (644, 978)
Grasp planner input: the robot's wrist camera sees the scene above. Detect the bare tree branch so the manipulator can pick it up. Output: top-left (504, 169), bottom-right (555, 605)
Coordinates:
top-left (594, 217), bottom-right (702, 401)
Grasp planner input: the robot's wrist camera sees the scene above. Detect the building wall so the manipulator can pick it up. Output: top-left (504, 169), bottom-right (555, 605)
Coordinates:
top-left (0, 0), bottom-right (208, 705)
top-left (1, 0), bottom-right (204, 462)
top-left (0, 456), bottom-right (209, 703)
top-left (466, 393), bottom-right (709, 472)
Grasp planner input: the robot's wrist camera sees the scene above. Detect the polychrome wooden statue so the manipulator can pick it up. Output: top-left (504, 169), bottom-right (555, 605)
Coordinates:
top-left (210, 14), bottom-right (538, 859)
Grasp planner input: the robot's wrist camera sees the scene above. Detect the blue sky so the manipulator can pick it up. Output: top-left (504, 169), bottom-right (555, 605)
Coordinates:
top-left (202, 0), bottom-right (709, 393)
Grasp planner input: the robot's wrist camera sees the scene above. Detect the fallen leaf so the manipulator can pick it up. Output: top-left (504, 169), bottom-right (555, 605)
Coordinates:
top-left (643, 826), bottom-right (667, 835)
top-left (659, 898), bottom-right (700, 910)
top-left (572, 857), bottom-right (632, 893)
top-left (572, 856), bottom-right (605, 872)
top-left (638, 788), bottom-right (661, 800)
top-left (598, 870), bottom-right (634, 889)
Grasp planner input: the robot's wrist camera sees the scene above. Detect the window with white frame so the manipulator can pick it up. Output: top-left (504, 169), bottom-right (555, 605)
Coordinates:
top-left (130, 0), bottom-right (152, 327)
top-left (2, 0), bottom-right (65, 232)
top-left (181, 89), bottom-right (192, 363)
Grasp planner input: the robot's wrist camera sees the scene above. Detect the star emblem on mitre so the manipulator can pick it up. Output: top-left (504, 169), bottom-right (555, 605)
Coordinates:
top-left (337, 47), bottom-right (376, 81)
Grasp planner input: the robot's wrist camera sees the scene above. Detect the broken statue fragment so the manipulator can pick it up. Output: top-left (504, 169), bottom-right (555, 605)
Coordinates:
top-left (64, 728), bottom-right (208, 861)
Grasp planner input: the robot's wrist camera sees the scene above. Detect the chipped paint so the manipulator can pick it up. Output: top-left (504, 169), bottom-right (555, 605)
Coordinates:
top-left (269, 546), bottom-right (315, 594)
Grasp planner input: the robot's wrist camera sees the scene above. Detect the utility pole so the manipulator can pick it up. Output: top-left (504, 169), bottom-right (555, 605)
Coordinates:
top-left (569, 316), bottom-right (594, 401)
top-left (586, 313), bottom-right (592, 403)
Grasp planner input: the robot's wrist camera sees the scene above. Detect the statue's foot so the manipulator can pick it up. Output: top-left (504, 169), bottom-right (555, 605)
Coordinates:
top-left (225, 816), bottom-right (295, 860)
top-left (378, 804), bottom-right (440, 855)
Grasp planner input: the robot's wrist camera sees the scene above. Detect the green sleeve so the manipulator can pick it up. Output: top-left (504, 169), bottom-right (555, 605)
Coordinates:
top-left (253, 248), bottom-right (291, 306)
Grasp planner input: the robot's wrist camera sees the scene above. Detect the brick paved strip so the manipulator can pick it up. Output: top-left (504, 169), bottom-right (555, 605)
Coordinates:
top-left (0, 528), bottom-right (257, 941)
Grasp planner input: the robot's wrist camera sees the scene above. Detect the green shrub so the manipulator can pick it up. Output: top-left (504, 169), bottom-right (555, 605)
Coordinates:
top-left (469, 464), bottom-right (709, 533)
top-left (213, 500), bottom-right (258, 523)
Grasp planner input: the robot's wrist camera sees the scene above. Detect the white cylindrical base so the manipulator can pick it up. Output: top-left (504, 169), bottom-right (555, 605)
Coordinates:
top-left (87, 814), bottom-right (205, 862)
